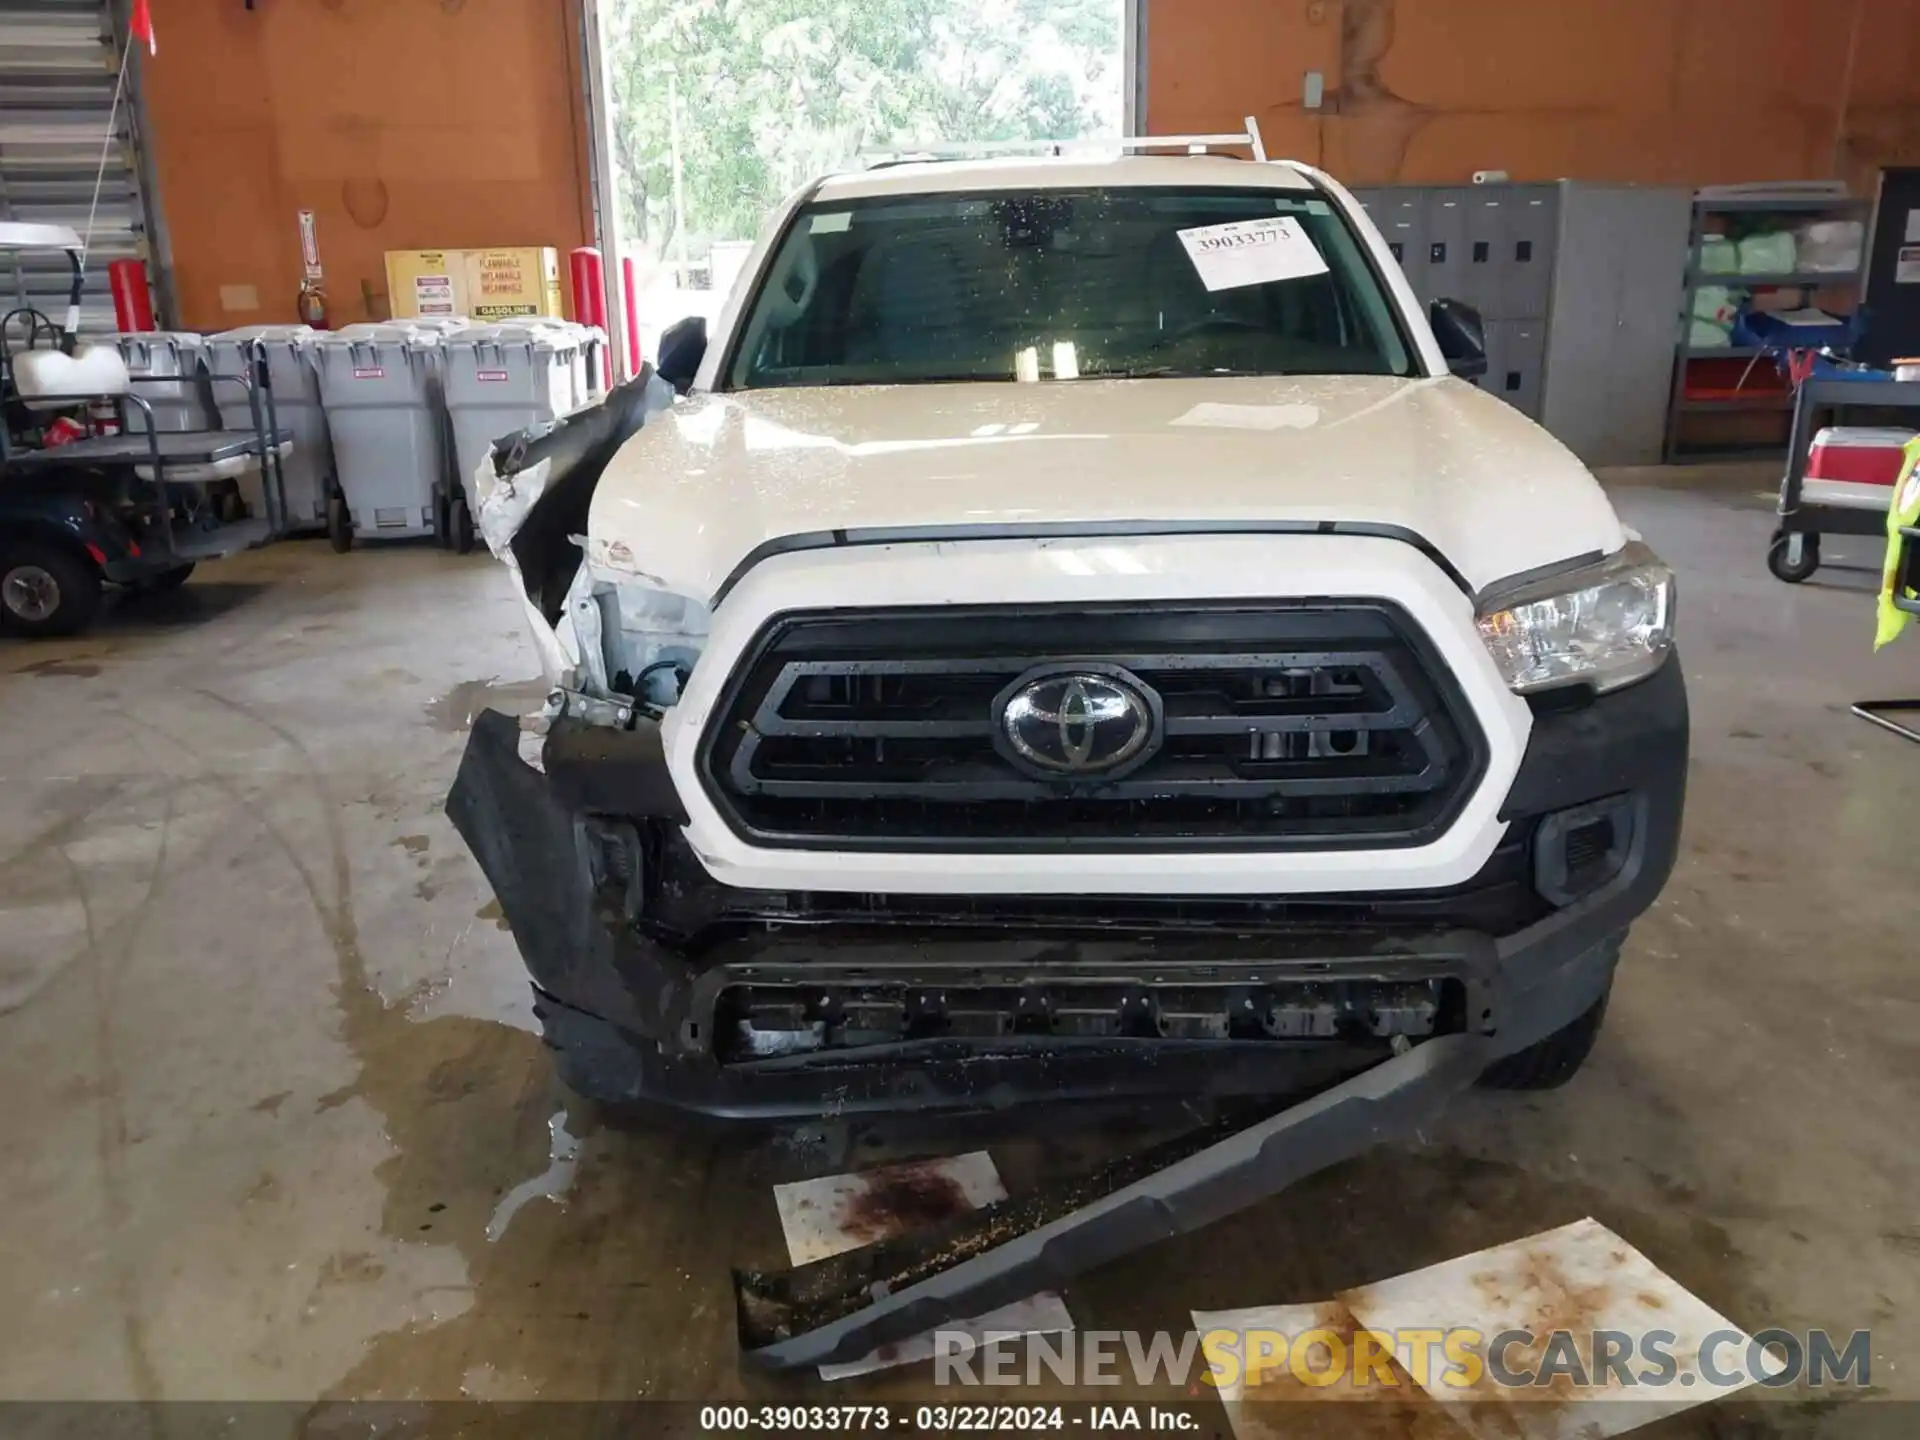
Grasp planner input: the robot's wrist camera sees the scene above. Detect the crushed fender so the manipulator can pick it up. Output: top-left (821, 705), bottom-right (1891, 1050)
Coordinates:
top-left (470, 367), bottom-right (676, 686)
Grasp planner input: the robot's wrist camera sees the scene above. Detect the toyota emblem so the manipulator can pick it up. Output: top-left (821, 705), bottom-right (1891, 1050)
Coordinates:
top-left (995, 666), bottom-right (1161, 778)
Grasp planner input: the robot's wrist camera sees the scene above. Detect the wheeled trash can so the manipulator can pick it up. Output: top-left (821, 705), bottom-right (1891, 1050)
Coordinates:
top-left (313, 324), bottom-right (457, 550)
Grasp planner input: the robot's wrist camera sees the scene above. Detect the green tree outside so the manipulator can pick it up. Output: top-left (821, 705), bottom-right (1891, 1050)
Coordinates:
top-left (604, 0), bottom-right (1123, 269)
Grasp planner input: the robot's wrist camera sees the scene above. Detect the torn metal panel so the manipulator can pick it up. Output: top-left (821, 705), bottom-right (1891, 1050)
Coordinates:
top-left (735, 1032), bottom-right (1491, 1370)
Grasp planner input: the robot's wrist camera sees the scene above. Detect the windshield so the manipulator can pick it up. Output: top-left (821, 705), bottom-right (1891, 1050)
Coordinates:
top-left (725, 185), bottom-right (1414, 390)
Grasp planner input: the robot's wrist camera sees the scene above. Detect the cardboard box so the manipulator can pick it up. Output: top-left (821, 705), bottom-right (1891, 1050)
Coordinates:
top-left (465, 247), bottom-right (564, 320)
top-left (384, 249), bottom-right (470, 319)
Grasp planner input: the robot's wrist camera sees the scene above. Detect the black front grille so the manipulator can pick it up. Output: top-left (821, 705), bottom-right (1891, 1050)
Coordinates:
top-left (700, 603), bottom-right (1487, 850)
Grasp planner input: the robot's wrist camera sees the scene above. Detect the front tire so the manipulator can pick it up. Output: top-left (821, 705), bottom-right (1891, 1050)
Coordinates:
top-left (1479, 991), bottom-right (1609, 1091)
top-left (0, 542), bottom-right (103, 638)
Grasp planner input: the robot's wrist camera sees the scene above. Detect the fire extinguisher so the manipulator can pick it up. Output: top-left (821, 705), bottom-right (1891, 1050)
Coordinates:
top-left (297, 280), bottom-right (329, 328)
top-left (296, 209), bottom-right (330, 328)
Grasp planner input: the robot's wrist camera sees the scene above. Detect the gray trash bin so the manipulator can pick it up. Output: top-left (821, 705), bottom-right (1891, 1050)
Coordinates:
top-left (208, 323), bottom-right (332, 533)
top-left (514, 319), bottom-right (579, 413)
top-left (443, 323), bottom-right (574, 509)
top-left (517, 319), bottom-right (602, 413)
top-left (567, 322), bottom-right (608, 408)
top-left (114, 332), bottom-right (211, 433)
top-left (402, 316), bottom-right (473, 342)
top-left (313, 325), bottom-right (449, 544)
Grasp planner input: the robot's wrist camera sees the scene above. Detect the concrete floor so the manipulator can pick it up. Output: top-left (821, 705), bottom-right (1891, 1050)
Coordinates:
top-left (1, 472), bottom-right (1915, 1431)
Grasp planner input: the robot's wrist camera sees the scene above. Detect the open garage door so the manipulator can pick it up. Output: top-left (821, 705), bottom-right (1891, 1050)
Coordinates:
top-left (0, 0), bottom-right (168, 332)
top-left (595, 0), bottom-right (1128, 365)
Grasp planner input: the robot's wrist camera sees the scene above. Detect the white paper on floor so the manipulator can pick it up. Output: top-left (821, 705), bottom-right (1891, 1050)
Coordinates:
top-left (772, 1152), bottom-right (1073, 1381)
top-left (1195, 1217), bottom-right (1785, 1440)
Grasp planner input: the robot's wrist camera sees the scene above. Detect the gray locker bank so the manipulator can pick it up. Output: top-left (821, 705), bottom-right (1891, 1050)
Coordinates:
top-left (1349, 182), bottom-right (1690, 466)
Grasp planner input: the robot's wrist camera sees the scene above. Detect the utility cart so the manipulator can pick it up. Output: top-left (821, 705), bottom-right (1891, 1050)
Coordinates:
top-left (1769, 376), bottom-right (1920, 582)
top-left (0, 223), bottom-right (290, 636)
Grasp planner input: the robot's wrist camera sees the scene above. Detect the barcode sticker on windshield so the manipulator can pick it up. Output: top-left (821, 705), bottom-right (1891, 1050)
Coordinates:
top-left (1176, 216), bottom-right (1330, 291)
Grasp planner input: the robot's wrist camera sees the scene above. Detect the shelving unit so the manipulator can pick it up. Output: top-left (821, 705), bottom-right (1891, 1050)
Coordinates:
top-left (1663, 190), bottom-right (1874, 463)
top-left (1684, 269), bottom-right (1858, 288)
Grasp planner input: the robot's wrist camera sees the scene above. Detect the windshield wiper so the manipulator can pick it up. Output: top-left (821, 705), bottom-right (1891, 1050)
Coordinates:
top-left (1093, 364), bottom-right (1265, 379)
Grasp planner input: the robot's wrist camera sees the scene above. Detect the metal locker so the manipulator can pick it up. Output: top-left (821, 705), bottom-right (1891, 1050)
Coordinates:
top-left (1473, 315), bottom-right (1508, 399)
top-left (1500, 185), bottom-right (1559, 319)
top-left (1487, 320), bottom-right (1546, 417)
top-left (1369, 189), bottom-right (1429, 301)
top-left (1423, 189), bottom-right (1473, 307)
top-left (1463, 190), bottom-right (1509, 315)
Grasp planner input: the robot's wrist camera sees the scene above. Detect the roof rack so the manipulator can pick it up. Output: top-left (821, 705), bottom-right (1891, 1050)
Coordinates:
top-left (860, 117), bottom-right (1267, 168)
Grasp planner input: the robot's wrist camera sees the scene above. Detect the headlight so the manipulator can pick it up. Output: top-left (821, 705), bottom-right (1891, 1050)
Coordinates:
top-left (1476, 542), bottom-right (1674, 695)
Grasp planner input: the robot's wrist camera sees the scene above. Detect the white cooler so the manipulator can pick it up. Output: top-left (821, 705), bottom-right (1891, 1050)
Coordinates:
top-left (1804, 426), bottom-right (1918, 511)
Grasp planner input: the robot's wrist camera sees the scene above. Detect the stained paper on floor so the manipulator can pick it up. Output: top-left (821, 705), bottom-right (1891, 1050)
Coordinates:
top-left (772, 1151), bottom-right (1073, 1381)
top-left (1196, 1217), bottom-right (1785, 1440)
top-left (1193, 1299), bottom-right (1457, 1440)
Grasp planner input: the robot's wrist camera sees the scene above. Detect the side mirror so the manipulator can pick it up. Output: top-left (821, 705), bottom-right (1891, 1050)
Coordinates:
top-left (656, 315), bottom-right (707, 395)
top-left (1429, 299), bottom-right (1487, 379)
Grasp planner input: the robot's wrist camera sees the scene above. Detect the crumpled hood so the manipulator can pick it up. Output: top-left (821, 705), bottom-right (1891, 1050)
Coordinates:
top-left (586, 375), bottom-right (1623, 601)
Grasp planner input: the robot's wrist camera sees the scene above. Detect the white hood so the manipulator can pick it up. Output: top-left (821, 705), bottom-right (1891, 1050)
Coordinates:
top-left (586, 375), bottom-right (1623, 601)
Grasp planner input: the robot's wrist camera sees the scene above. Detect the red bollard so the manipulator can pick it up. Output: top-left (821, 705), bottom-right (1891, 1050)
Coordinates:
top-left (109, 258), bottom-right (155, 332)
top-left (621, 255), bottom-right (643, 376)
top-left (569, 245), bottom-right (611, 387)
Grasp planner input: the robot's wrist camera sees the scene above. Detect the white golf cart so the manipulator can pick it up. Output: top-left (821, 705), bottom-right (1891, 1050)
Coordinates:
top-left (0, 222), bottom-right (292, 636)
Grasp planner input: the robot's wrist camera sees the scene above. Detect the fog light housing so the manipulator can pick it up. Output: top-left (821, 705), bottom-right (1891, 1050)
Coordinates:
top-left (1534, 794), bottom-right (1638, 906)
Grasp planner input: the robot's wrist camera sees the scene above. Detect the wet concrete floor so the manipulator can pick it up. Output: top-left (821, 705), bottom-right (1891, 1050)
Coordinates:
top-left (0, 473), bottom-right (1913, 1433)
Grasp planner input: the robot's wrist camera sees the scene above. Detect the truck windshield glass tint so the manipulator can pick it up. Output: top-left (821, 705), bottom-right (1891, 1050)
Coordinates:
top-left (726, 187), bottom-right (1414, 389)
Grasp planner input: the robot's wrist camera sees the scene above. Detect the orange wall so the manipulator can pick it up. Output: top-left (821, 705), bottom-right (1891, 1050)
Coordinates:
top-left (143, 0), bottom-right (593, 329)
top-left (1147, 0), bottom-right (1920, 192)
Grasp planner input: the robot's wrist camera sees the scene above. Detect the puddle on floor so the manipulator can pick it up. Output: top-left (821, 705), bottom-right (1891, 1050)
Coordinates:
top-left (485, 1110), bottom-right (581, 1243)
top-left (424, 677), bottom-right (550, 733)
top-left (15, 658), bottom-right (104, 679)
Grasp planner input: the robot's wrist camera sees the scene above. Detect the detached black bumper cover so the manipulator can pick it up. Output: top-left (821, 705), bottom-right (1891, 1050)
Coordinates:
top-left (445, 658), bottom-right (1688, 1370)
top-left (735, 1032), bottom-right (1491, 1368)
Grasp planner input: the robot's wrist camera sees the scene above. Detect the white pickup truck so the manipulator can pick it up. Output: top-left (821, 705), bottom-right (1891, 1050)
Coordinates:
top-left (450, 146), bottom-right (1685, 1137)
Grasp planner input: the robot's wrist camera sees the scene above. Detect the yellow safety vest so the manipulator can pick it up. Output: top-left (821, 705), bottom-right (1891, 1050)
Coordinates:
top-left (1877, 436), bottom-right (1920, 649)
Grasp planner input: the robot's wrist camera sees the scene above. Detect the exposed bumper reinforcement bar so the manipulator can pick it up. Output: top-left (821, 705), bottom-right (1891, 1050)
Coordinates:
top-left (735, 1030), bottom-right (1490, 1370)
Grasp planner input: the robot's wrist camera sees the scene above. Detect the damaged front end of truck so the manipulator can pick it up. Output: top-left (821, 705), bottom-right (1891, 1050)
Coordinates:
top-left (445, 371), bottom-right (1683, 1370)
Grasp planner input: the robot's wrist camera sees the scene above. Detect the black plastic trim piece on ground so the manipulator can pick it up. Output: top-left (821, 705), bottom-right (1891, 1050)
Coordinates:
top-left (725, 793), bottom-right (1672, 1366)
top-left (735, 1032), bottom-right (1491, 1369)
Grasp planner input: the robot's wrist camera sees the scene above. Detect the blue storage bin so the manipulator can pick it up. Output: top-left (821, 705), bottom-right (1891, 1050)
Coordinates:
top-left (1732, 308), bottom-right (1856, 350)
